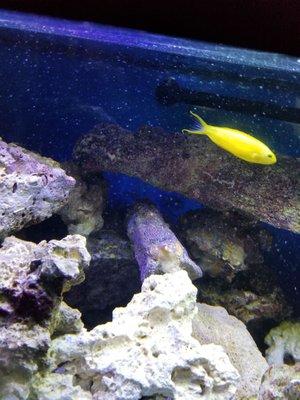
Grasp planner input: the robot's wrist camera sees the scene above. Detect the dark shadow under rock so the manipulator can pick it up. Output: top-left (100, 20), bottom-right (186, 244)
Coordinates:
top-left (65, 230), bottom-right (141, 328)
top-left (16, 215), bottom-right (68, 243)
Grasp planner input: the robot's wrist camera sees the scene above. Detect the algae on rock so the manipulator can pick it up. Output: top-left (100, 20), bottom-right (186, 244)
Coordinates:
top-left (198, 284), bottom-right (290, 327)
top-left (179, 209), bottom-right (272, 281)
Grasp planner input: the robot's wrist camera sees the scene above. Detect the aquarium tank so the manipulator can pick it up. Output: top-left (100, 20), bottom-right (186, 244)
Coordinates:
top-left (0, 9), bottom-right (299, 400)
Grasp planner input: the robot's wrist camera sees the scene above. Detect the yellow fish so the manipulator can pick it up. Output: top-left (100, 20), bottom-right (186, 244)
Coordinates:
top-left (182, 111), bottom-right (277, 164)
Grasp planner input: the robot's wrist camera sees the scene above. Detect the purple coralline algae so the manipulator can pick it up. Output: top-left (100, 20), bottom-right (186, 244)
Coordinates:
top-left (127, 202), bottom-right (202, 281)
top-left (0, 138), bottom-right (75, 239)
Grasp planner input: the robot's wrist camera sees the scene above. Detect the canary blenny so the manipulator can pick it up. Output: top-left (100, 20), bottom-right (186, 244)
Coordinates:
top-left (182, 111), bottom-right (277, 164)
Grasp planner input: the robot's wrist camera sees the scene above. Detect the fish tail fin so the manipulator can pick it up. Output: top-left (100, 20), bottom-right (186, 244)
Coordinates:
top-left (182, 111), bottom-right (209, 135)
top-left (190, 111), bottom-right (208, 129)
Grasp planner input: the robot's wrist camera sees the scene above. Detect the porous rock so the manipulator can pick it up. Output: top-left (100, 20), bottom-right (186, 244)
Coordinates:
top-left (180, 209), bottom-right (272, 281)
top-left (59, 163), bottom-right (105, 236)
top-left (0, 235), bottom-right (89, 322)
top-left (0, 234), bottom-right (90, 398)
top-left (127, 203), bottom-right (202, 281)
top-left (0, 322), bottom-right (50, 399)
top-left (265, 321), bottom-right (300, 366)
top-left (258, 363), bottom-right (300, 399)
top-left (193, 303), bottom-right (268, 399)
top-left (0, 138), bottom-right (75, 239)
top-left (50, 271), bottom-right (240, 399)
top-left (52, 301), bottom-right (84, 336)
top-left (31, 373), bottom-right (92, 400)
top-left (66, 230), bottom-right (141, 327)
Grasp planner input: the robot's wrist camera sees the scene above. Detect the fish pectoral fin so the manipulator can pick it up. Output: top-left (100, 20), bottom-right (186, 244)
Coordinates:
top-left (251, 153), bottom-right (261, 162)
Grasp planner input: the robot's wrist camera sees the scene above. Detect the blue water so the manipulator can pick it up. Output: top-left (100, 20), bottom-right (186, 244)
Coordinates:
top-left (0, 10), bottom-right (299, 310)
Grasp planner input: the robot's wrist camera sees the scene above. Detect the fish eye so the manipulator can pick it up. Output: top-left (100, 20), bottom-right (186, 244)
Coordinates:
top-left (268, 154), bottom-right (273, 158)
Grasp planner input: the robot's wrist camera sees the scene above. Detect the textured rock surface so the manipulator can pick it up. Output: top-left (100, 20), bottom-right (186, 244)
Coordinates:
top-left (258, 364), bottom-right (300, 399)
top-left (0, 234), bottom-right (90, 398)
top-left (197, 276), bottom-right (292, 355)
top-left (127, 203), bottom-right (202, 281)
top-left (0, 322), bottom-right (50, 399)
top-left (73, 123), bottom-right (300, 233)
top-left (198, 284), bottom-right (290, 327)
top-left (31, 373), bottom-right (92, 400)
top-left (193, 303), bottom-right (268, 399)
top-left (66, 230), bottom-right (141, 327)
top-left (265, 321), bottom-right (300, 366)
top-left (50, 271), bottom-right (240, 399)
top-left (0, 138), bottom-right (75, 239)
top-left (52, 301), bottom-right (84, 336)
top-left (0, 235), bottom-right (90, 321)
top-left (180, 209), bottom-right (272, 281)
top-left (59, 163), bottom-right (105, 236)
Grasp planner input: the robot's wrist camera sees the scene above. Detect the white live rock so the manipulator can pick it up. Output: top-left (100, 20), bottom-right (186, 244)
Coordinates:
top-left (49, 270), bottom-right (240, 400)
